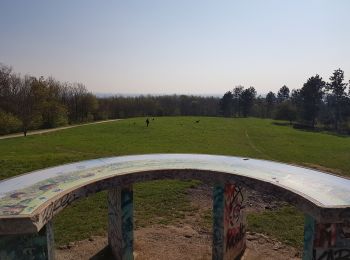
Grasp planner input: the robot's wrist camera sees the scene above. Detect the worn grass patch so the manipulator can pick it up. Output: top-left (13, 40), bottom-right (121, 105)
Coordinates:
top-left (200, 209), bottom-right (213, 231)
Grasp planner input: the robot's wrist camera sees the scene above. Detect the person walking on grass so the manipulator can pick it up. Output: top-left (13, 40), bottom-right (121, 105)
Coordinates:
top-left (146, 118), bottom-right (150, 127)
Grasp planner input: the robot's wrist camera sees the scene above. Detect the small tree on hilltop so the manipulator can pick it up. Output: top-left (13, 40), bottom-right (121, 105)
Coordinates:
top-left (265, 91), bottom-right (276, 118)
top-left (300, 75), bottom-right (325, 128)
top-left (17, 76), bottom-right (46, 136)
top-left (232, 85), bottom-right (244, 117)
top-left (274, 102), bottom-right (297, 124)
top-left (240, 87), bottom-right (256, 117)
top-left (220, 91), bottom-right (233, 117)
top-left (277, 85), bottom-right (290, 103)
top-left (326, 69), bottom-right (348, 130)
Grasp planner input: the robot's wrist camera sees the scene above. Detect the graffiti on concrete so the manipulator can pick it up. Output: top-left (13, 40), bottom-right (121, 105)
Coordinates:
top-left (303, 214), bottom-right (316, 260)
top-left (224, 183), bottom-right (246, 259)
top-left (108, 188), bottom-right (122, 259)
top-left (314, 222), bottom-right (350, 259)
top-left (304, 215), bottom-right (350, 260)
top-left (212, 185), bottom-right (224, 259)
top-left (314, 223), bottom-right (338, 248)
top-left (314, 248), bottom-right (350, 259)
top-left (0, 154), bottom-right (349, 259)
top-left (121, 187), bottom-right (133, 259)
top-left (108, 187), bottom-right (133, 260)
top-left (213, 182), bottom-right (246, 259)
top-left (2, 153), bottom-right (350, 222)
top-left (0, 221), bottom-right (53, 259)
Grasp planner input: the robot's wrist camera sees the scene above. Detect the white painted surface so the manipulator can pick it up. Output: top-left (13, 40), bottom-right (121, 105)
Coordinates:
top-left (0, 154), bottom-right (349, 217)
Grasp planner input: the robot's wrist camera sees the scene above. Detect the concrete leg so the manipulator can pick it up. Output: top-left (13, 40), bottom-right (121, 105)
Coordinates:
top-left (108, 186), bottom-right (133, 260)
top-left (213, 182), bottom-right (246, 260)
top-left (0, 221), bottom-right (54, 260)
top-left (303, 214), bottom-right (350, 260)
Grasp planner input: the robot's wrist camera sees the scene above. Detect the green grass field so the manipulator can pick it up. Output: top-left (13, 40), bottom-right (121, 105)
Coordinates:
top-left (0, 117), bottom-right (349, 248)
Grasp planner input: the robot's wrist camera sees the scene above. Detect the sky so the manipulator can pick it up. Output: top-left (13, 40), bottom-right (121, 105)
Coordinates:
top-left (1, 1), bottom-right (350, 96)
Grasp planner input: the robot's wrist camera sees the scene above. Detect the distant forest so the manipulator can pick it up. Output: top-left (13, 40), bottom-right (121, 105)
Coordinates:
top-left (220, 69), bottom-right (350, 134)
top-left (1, 63), bottom-right (350, 135)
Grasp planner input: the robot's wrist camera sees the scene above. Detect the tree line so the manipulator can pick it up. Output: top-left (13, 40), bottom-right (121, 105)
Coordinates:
top-left (1, 62), bottom-right (350, 136)
top-left (96, 95), bottom-right (220, 119)
top-left (0, 64), bottom-right (99, 135)
top-left (0, 63), bottom-right (220, 135)
top-left (220, 69), bottom-right (350, 133)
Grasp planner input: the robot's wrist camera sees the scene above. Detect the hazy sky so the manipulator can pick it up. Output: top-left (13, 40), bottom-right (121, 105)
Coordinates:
top-left (1, 1), bottom-right (350, 95)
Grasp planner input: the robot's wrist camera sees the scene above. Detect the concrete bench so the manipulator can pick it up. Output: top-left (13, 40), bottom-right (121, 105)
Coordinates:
top-left (0, 154), bottom-right (349, 259)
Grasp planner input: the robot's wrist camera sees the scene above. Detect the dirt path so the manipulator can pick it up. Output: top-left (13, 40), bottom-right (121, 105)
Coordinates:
top-left (56, 185), bottom-right (301, 260)
top-left (56, 230), bottom-right (300, 260)
top-left (0, 119), bottom-right (121, 140)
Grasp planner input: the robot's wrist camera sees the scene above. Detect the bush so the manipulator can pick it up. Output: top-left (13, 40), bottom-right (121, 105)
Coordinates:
top-left (0, 110), bottom-right (22, 135)
top-left (274, 102), bottom-right (297, 123)
top-left (42, 104), bottom-right (68, 128)
top-left (292, 123), bottom-right (317, 130)
top-left (339, 120), bottom-right (350, 135)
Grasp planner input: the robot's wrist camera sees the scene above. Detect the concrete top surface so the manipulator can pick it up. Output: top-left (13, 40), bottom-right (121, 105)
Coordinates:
top-left (0, 154), bottom-right (349, 233)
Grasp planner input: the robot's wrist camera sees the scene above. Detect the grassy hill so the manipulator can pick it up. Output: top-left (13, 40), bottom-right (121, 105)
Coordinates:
top-left (0, 117), bottom-right (349, 247)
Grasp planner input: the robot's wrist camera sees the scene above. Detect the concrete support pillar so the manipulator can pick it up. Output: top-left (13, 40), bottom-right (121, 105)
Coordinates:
top-left (0, 221), bottom-right (54, 260)
top-left (108, 185), bottom-right (134, 260)
top-left (213, 182), bottom-right (246, 260)
top-left (303, 214), bottom-right (350, 260)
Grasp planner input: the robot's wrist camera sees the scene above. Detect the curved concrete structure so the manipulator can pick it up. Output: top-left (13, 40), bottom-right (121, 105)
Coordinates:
top-left (0, 154), bottom-right (350, 259)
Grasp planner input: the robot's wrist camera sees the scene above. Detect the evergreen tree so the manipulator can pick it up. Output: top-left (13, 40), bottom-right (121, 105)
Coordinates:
top-left (240, 87), bottom-right (256, 117)
top-left (277, 85), bottom-right (290, 103)
top-left (265, 91), bottom-right (276, 118)
top-left (300, 75), bottom-right (325, 127)
top-left (232, 86), bottom-right (244, 117)
top-left (220, 91), bottom-right (233, 117)
top-left (326, 69), bottom-right (348, 130)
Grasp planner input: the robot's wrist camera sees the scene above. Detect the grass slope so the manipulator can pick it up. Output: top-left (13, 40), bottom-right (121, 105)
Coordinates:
top-left (0, 117), bottom-right (349, 247)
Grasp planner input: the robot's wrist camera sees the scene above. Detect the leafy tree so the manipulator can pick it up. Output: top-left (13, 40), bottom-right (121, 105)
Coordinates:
top-left (17, 76), bottom-right (46, 136)
top-left (291, 89), bottom-right (301, 105)
top-left (319, 98), bottom-right (335, 129)
top-left (277, 85), bottom-right (290, 103)
top-left (326, 69), bottom-right (348, 130)
top-left (0, 64), bottom-right (12, 111)
top-left (0, 64), bottom-right (21, 115)
top-left (300, 75), bottom-right (325, 127)
top-left (220, 91), bottom-right (233, 117)
top-left (0, 110), bottom-right (21, 135)
top-left (265, 91), bottom-right (276, 117)
top-left (253, 95), bottom-right (265, 118)
top-left (41, 77), bottom-right (69, 128)
top-left (82, 93), bottom-right (98, 121)
top-left (274, 102), bottom-right (297, 124)
top-left (240, 87), bottom-right (256, 117)
top-left (232, 86), bottom-right (244, 117)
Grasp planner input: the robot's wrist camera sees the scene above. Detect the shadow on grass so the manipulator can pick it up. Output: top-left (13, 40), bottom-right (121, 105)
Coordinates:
top-left (271, 121), bottom-right (292, 127)
top-left (90, 246), bottom-right (114, 260)
top-left (271, 121), bottom-right (349, 138)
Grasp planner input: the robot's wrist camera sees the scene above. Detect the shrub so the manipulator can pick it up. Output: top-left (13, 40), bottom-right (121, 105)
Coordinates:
top-left (274, 102), bottom-right (297, 124)
top-left (0, 110), bottom-right (22, 135)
